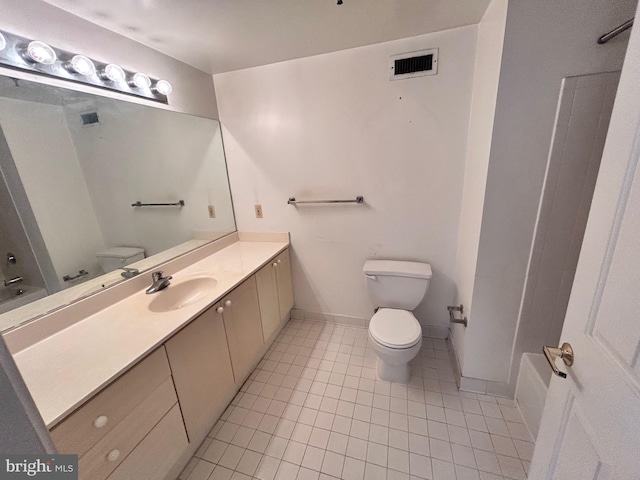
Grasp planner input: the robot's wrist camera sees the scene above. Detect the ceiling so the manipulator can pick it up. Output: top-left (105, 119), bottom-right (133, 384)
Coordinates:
top-left (41, 0), bottom-right (492, 74)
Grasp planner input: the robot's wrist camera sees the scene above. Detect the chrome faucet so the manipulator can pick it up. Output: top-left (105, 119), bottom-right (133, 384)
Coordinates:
top-left (120, 267), bottom-right (140, 279)
top-left (146, 270), bottom-right (172, 294)
top-left (4, 276), bottom-right (23, 287)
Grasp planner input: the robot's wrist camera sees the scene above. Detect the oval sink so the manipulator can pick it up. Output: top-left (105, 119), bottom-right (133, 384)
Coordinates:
top-left (148, 276), bottom-right (217, 313)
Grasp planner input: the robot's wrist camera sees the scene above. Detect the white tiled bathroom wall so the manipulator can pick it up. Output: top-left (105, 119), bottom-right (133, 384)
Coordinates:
top-left (520, 71), bottom-right (620, 355)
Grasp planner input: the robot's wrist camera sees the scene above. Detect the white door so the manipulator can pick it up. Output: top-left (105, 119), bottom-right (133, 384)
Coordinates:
top-left (529, 7), bottom-right (640, 480)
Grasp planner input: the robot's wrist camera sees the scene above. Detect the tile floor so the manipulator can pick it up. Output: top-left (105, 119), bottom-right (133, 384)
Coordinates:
top-left (179, 320), bottom-right (533, 480)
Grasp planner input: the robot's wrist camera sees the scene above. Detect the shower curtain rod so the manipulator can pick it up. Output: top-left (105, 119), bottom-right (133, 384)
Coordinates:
top-left (598, 18), bottom-right (634, 44)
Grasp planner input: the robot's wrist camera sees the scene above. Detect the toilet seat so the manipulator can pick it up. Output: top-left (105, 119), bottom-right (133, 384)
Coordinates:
top-left (369, 308), bottom-right (422, 349)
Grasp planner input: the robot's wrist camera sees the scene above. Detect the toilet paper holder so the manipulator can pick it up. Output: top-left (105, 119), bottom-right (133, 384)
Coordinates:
top-left (447, 304), bottom-right (468, 327)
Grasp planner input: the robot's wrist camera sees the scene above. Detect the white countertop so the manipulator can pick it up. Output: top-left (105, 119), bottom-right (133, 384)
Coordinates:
top-left (12, 240), bottom-right (288, 428)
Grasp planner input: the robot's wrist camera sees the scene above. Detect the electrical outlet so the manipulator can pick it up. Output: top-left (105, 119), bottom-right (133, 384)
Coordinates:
top-left (208, 205), bottom-right (216, 218)
top-left (254, 204), bottom-right (263, 218)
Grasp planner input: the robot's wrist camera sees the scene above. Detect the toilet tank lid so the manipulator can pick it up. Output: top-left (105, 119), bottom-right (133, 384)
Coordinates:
top-left (363, 260), bottom-right (432, 279)
top-left (96, 247), bottom-right (145, 259)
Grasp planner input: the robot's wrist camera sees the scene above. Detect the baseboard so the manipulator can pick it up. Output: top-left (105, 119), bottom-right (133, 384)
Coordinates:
top-left (290, 307), bottom-right (367, 327)
top-left (446, 333), bottom-right (462, 388)
top-left (291, 307), bottom-right (449, 338)
top-left (459, 375), bottom-right (516, 399)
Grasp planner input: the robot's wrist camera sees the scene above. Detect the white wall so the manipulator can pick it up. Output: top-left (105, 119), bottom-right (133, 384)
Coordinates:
top-left (215, 27), bottom-right (478, 333)
top-left (520, 72), bottom-right (619, 356)
top-left (452, 0), bottom-right (508, 371)
top-left (461, 0), bottom-right (636, 392)
top-left (64, 100), bottom-right (235, 257)
top-left (0, 98), bottom-right (106, 288)
top-left (0, 0), bottom-right (218, 119)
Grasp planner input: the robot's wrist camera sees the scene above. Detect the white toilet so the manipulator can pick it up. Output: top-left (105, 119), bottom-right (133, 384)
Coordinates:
top-left (96, 247), bottom-right (145, 273)
top-left (364, 259), bottom-right (432, 383)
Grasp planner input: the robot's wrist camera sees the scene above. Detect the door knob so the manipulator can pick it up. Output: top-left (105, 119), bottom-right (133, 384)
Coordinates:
top-left (217, 306), bottom-right (224, 314)
top-left (225, 300), bottom-right (232, 307)
top-left (543, 342), bottom-right (574, 378)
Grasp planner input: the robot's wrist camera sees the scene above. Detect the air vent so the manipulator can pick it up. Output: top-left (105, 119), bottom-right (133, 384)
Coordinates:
top-left (81, 112), bottom-right (99, 126)
top-left (389, 48), bottom-right (438, 80)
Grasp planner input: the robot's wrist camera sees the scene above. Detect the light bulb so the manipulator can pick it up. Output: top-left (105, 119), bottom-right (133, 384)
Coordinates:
top-left (0, 33), bottom-right (6, 52)
top-left (154, 79), bottom-right (172, 96)
top-left (130, 72), bottom-right (151, 89)
top-left (100, 64), bottom-right (126, 83)
top-left (24, 41), bottom-right (57, 65)
top-left (66, 55), bottom-right (96, 76)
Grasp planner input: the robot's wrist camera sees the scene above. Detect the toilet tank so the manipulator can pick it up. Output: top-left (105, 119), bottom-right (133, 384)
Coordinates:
top-left (363, 260), bottom-right (432, 310)
top-left (96, 247), bottom-right (145, 273)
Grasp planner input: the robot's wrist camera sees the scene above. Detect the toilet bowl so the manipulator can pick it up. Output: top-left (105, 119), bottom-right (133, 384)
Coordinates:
top-left (364, 260), bottom-right (432, 383)
top-left (369, 308), bottom-right (423, 383)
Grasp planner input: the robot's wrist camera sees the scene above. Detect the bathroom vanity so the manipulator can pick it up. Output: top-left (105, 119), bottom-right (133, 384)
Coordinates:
top-left (7, 234), bottom-right (294, 480)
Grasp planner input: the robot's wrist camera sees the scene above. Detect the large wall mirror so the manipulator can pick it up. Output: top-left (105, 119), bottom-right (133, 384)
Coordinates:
top-left (0, 75), bottom-right (236, 332)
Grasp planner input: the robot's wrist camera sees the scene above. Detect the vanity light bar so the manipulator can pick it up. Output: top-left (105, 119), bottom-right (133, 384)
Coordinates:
top-left (0, 29), bottom-right (172, 104)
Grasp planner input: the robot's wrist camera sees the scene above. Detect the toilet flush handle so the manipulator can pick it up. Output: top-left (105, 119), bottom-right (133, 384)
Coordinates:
top-left (365, 274), bottom-right (377, 280)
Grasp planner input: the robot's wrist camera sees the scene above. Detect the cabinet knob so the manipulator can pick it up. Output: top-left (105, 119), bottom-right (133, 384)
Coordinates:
top-left (107, 450), bottom-right (120, 462)
top-left (224, 300), bottom-right (232, 307)
top-left (217, 306), bottom-right (224, 314)
top-left (273, 262), bottom-right (278, 267)
top-left (93, 415), bottom-right (108, 428)
top-left (277, 259), bottom-right (282, 264)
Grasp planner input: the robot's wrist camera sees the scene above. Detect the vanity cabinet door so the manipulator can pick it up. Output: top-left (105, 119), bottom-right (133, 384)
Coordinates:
top-left (256, 260), bottom-right (280, 342)
top-left (165, 306), bottom-right (235, 445)
top-left (221, 276), bottom-right (264, 383)
top-left (274, 249), bottom-right (294, 320)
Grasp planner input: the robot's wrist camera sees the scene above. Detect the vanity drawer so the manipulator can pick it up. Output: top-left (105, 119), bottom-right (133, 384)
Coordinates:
top-left (107, 404), bottom-right (188, 480)
top-left (50, 347), bottom-right (172, 457)
top-left (78, 377), bottom-right (178, 480)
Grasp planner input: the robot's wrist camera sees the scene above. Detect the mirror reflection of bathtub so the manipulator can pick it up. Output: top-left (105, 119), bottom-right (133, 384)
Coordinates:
top-left (0, 285), bottom-right (47, 316)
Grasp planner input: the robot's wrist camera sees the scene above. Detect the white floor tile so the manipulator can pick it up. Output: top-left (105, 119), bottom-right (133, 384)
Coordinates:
top-left (455, 464), bottom-right (481, 480)
top-left (275, 461), bottom-right (300, 480)
top-left (210, 465), bottom-right (234, 480)
top-left (321, 451), bottom-right (345, 477)
top-left (182, 320), bottom-right (540, 480)
top-left (409, 452), bottom-right (432, 479)
top-left (283, 440), bottom-right (307, 465)
top-left (202, 439), bottom-right (229, 464)
top-left (365, 462), bottom-right (388, 480)
top-left (308, 427), bottom-right (330, 449)
top-left (388, 428), bottom-right (409, 451)
top-left (431, 459), bottom-right (456, 480)
top-left (452, 443), bottom-right (477, 468)
top-left (496, 454), bottom-right (526, 480)
top-left (429, 438), bottom-right (453, 463)
top-left (218, 444), bottom-right (246, 470)
top-left (327, 431), bottom-right (349, 455)
top-left (296, 466), bottom-right (320, 480)
top-left (236, 450), bottom-right (262, 476)
top-left (366, 442), bottom-right (388, 467)
top-left (342, 457), bottom-right (366, 480)
top-left (388, 447), bottom-right (410, 474)
top-left (346, 436), bottom-right (368, 461)
top-left (186, 459), bottom-right (215, 480)
top-left (474, 449), bottom-right (502, 475)
top-left (301, 445), bottom-right (325, 471)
